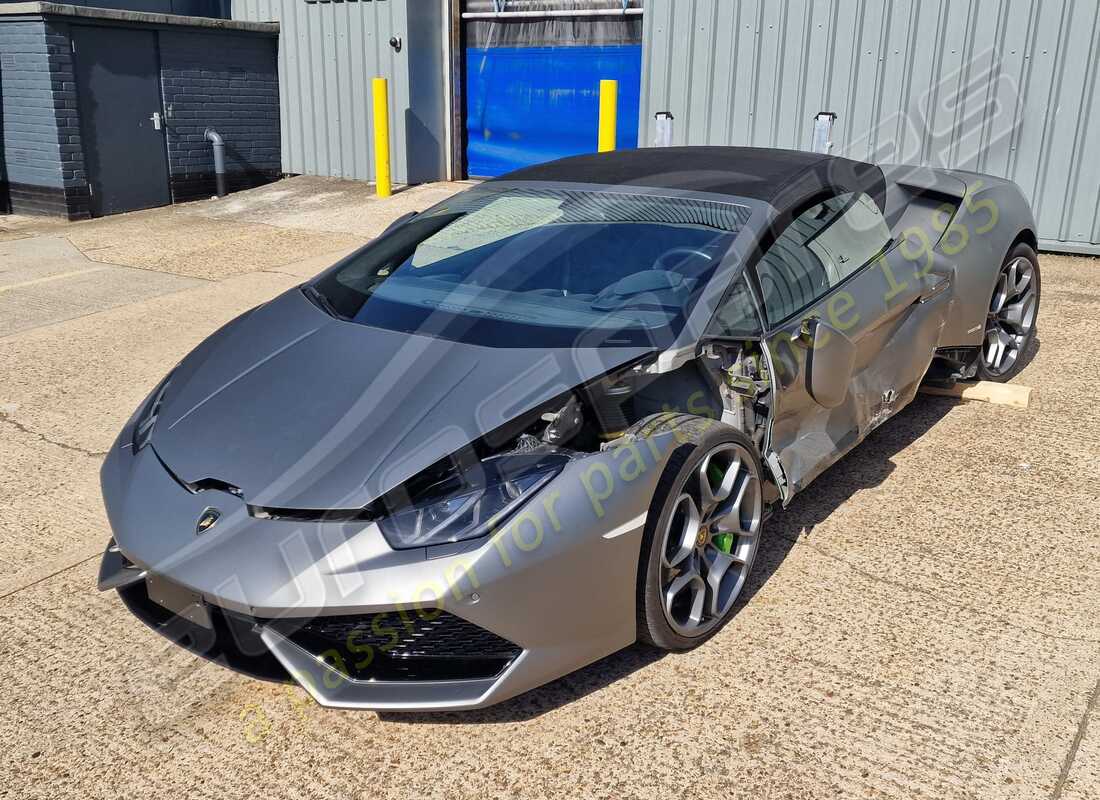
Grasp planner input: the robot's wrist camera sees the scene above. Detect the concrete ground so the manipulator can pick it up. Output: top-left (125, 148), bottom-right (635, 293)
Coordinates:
top-left (0, 176), bottom-right (1097, 799)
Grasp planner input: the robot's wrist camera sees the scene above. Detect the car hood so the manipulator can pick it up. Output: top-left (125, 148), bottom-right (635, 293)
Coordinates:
top-left (152, 288), bottom-right (651, 510)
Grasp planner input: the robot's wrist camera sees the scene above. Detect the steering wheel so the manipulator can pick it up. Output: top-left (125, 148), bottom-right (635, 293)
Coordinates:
top-left (654, 247), bottom-right (715, 275)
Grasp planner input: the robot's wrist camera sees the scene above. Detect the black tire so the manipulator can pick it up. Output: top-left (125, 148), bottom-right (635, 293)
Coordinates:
top-left (635, 415), bottom-right (764, 651)
top-left (975, 242), bottom-right (1041, 382)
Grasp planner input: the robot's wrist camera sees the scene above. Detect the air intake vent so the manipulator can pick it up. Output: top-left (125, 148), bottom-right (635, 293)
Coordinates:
top-left (265, 611), bottom-right (521, 682)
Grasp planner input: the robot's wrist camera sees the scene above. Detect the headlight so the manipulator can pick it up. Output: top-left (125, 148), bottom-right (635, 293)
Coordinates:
top-left (131, 372), bottom-right (174, 452)
top-left (378, 453), bottom-right (566, 550)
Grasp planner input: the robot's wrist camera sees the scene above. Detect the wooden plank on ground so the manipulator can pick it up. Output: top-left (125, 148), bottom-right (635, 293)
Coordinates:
top-left (919, 380), bottom-right (1035, 409)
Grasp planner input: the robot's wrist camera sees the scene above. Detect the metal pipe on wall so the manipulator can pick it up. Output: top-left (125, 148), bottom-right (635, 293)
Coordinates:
top-left (653, 111), bottom-right (673, 146)
top-left (204, 127), bottom-right (227, 198)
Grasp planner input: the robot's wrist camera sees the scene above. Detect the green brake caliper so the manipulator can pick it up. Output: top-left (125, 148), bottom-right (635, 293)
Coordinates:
top-left (706, 463), bottom-right (735, 554)
top-left (712, 532), bottom-right (734, 554)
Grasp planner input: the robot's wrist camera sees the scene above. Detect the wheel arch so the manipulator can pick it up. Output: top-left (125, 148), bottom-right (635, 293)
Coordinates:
top-left (632, 415), bottom-right (765, 649)
top-left (1011, 227), bottom-right (1038, 253)
top-left (928, 171), bottom-right (1037, 348)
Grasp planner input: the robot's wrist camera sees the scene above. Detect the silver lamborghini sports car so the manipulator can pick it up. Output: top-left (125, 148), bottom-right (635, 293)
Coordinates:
top-left (99, 147), bottom-right (1040, 710)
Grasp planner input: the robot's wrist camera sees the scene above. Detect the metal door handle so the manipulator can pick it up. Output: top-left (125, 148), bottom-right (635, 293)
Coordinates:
top-left (797, 315), bottom-right (819, 345)
top-left (150, 111), bottom-right (162, 131)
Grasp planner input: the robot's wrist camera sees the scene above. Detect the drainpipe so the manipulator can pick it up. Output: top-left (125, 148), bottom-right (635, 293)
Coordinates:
top-left (204, 127), bottom-right (227, 198)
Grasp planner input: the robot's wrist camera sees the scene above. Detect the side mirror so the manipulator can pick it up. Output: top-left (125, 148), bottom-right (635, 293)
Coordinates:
top-left (804, 318), bottom-right (856, 408)
top-left (378, 210), bottom-right (418, 238)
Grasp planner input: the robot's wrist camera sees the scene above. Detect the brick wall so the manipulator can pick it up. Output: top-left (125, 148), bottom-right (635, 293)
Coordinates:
top-left (158, 30), bottom-right (280, 202)
top-left (46, 20), bottom-right (90, 218)
top-left (0, 19), bottom-right (89, 217)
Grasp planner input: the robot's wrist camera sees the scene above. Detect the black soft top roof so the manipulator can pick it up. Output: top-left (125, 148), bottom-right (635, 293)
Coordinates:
top-left (496, 146), bottom-right (886, 212)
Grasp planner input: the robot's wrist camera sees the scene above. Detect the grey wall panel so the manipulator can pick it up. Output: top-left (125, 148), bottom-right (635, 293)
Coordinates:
top-left (640, 0), bottom-right (1100, 254)
top-left (236, 0), bottom-right (394, 181)
top-left (234, 0), bottom-right (446, 185)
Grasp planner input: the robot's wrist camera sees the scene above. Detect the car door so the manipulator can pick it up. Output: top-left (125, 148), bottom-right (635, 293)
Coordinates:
top-left (755, 192), bottom-right (952, 500)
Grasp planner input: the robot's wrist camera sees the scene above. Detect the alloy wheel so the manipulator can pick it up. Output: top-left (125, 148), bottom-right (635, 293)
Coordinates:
top-left (984, 256), bottom-right (1037, 376)
top-left (658, 442), bottom-right (762, 637)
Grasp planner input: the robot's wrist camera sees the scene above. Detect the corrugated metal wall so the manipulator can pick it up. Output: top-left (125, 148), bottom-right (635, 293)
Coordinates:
top-left (640, 0), bottom-right (1100, 254)
top-left (233, 0), bottom-right (445, 184)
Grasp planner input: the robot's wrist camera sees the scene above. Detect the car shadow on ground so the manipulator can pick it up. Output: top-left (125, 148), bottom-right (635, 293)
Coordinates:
top-left (750, 392), bottom-right (959, 577)
top-left (379, 392), bottom-right (961, 725)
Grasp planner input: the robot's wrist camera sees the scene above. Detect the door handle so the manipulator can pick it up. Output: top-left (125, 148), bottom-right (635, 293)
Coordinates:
top-left (796, 315), bottom-right (819, 345)
top-left (150, 111), bottom-right (162, 131)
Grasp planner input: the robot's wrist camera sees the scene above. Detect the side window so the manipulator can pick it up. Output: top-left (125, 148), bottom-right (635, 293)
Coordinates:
top-left (707, 275), bottom-right (761, 336)
top-left (756, 192), bottom-right (891, 324)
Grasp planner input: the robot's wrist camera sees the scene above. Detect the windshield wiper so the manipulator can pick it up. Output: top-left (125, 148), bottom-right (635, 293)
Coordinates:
top-left (300, 284), bottom-right (343, 320)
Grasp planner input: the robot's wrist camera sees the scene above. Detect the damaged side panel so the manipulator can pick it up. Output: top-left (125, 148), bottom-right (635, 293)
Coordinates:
top-left (761, 245), bottom-right (951, 499)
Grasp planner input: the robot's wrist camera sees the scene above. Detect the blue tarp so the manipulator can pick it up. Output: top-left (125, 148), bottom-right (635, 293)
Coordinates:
top-left (465, 44), bottom-right (642, 177)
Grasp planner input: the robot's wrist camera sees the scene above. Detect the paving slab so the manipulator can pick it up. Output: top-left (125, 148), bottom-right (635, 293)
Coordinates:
top-left (0, 213), bottom-right (69, 243)
top-left (62, 211), bottom-right (366, 281)
top-left (0, 236), bottom-right (207, 338)
top-left (1010, 254), bottom-right (1100, 416)
top-left (1, 176), bottom-right (466, 282)
top-left (1, 235), bottom-right (99, 282)
top-left (1, 266), bottom-right (206, 339)
top-left (0, 423), bottom-right (106, 580)
top-left (179, 176), bottom-right (470, 239)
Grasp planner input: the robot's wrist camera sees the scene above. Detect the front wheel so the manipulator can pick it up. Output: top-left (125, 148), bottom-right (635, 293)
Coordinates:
top-left (976, 242), bottom-right (1041, 382)
top-left (636, 419), bottom-right (764, 650)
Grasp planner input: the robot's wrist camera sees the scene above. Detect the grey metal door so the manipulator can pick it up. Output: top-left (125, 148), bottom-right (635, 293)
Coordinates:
top-left (73, 26), bottom-right (170, 217)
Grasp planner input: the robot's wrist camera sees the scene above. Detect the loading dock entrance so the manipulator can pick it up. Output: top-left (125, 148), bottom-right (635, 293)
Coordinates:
top-left (461, 1), bottom-right (644, 178)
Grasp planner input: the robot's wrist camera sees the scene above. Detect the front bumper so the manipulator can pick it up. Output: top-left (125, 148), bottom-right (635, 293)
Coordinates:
top-left (100, 431), bottom-right (672, 711)
top-left (106, 564), bottom-right (526, 709)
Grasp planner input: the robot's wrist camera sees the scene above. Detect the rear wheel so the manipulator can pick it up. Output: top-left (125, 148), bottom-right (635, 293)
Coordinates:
top-left (976, 242), bottom-right (1040, 382)
top-left (636, 418), bottom-right (764, 650)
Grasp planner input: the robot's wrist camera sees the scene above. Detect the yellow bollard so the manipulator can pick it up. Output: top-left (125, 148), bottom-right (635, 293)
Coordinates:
top-left (597, 79), bottom-right (618, 153)
top-left (372, 77), bottom-right (392, 198)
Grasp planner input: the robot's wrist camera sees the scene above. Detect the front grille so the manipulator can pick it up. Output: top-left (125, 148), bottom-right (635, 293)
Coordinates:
top-left (265, 611), bottom-right (521, 682)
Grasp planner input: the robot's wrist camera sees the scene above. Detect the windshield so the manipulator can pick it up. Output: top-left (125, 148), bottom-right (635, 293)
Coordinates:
top-left (310, 186), bottom-right (751, 348)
